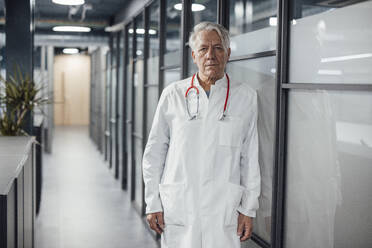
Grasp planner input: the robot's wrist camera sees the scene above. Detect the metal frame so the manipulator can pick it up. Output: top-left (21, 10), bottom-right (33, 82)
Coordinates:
top-left (108, 35), bottom-right (114, 168)
top-left (130, 17), bottom-right (137, 202)
top-left (180, 0), bottom-right (191, 78)
top-left (122, 26), bottom-right (129, 191)
top-left (158, 0), bottom-right (166, 94)
top-left (228, 50), bottom-right (276, 62)
top-left (115, 32), bottom-right (121, 179)
top-left (218, 0), bottom-right (229, 28)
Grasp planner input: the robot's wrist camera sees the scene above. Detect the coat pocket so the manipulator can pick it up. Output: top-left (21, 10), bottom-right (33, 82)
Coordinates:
top-left (159, 183), bottom-right (186, 226)
top-left (224, 182), bottom-right (245, 226)
top-left (218, 117), bottom-right (243, 147)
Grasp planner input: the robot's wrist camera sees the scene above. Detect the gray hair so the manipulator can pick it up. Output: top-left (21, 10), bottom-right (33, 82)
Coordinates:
top-left (188, 22), bottom-right (230, 52)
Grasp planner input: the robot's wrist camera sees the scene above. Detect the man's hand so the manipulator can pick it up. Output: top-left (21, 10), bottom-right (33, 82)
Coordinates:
top-left (146, 212), bottom-right (165, 234)
top-left (237, 213), bottom-right (253, 241)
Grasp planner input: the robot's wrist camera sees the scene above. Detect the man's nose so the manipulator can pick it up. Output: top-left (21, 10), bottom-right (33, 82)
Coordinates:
top-left (206, 46), bottom-right (216, 59)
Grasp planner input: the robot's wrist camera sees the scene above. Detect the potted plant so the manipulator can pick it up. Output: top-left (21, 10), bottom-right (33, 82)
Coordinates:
top-left (0, 66), bottom-right (49, 136)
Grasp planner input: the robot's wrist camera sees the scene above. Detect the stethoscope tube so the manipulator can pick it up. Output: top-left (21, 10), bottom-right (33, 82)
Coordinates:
top-left (185, 73), bottom-right (230, 121)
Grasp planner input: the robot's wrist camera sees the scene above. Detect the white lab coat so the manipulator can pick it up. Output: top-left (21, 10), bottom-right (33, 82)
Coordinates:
top-left (142, 74), bottom-right (261, 248)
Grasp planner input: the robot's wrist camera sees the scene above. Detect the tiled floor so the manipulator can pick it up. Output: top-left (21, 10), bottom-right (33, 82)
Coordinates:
top-left (36, 126), bottom-right (158, 248)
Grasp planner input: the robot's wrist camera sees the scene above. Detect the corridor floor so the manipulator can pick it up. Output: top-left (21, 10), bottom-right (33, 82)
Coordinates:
top-left (36, 126), bottom-right (158, 248)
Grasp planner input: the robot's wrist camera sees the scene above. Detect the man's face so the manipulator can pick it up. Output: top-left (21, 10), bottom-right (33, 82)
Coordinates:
top-left (192, 30), bottom-right (231, 81)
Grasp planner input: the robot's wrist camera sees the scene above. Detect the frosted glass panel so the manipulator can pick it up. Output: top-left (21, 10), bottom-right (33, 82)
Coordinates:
top-left (146, 56), bottom-right (159, 139)
top-left (229, 0), bottom-right (277, 57)
top-left (289, 0), bottom-right (372, 84)
top-left (164, 68), bottom-right (180, 87)
top-left (134, 60), bottom-right (143, 134)
top-left (227, 56), bottom-right (276, 243)
top-left (285, 90), bottom-right (372, 248)
top-left (191, 0), bottom-right (217, 27)
top-left (165, 0), bottom-right (181, 67)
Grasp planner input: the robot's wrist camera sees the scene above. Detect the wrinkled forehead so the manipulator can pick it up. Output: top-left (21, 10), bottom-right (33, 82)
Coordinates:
top-left (194, 30), bottom-right (223, 47)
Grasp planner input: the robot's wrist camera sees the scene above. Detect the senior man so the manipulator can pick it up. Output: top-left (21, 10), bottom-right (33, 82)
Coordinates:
top-left (142, 22), bottom-right (260, 248)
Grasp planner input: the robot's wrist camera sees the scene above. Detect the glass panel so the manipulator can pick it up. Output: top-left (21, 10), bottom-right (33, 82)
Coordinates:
top-left (289, 0), bottom-right (372, 84)
top-left (149, 0), bottom-right (160, 59)
top-left (226, 56), bottom-right (276, 243)
top-left (188, 46), bottom-right (198, 77)
top-left (126, 23), bottom-right (134, 190)
top-left (191, 0), bottom-right (217, 27)
top-left (135, 13), bottom-right (144, 60)
top-left (105, 51), bottom-right (111, 160)
top-left (118, 32), bottom-right (124, 180)
top-left (229, 0), bottom-right (277, 56)
top-left (164, 0), bottom-right (181, 66)
top-left (146, 0), bottom-right (160, 140)
top-left (285, 90), bottom-right (372, 248)
top-left (164, 68), bottom-right (180, 87)
top-left (112, 34), bottom-right (117, 66)
top-left (134, 59), bottom-right (144, 210)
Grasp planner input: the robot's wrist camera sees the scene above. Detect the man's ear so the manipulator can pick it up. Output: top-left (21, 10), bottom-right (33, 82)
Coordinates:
top-left (191, 50), bottom-right (196, 64)
top-left (227, 47), bottom-right (231, 60)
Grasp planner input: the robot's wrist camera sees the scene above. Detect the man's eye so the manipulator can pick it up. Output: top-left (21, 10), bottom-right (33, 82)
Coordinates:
top-left (199, 48), bottom-right (207, 51)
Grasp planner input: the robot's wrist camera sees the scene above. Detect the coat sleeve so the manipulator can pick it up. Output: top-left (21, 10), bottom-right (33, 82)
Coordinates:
top-left (237, 91), bottom-right (261, 218)
top-left (142, 90), bottom-right (170, 214)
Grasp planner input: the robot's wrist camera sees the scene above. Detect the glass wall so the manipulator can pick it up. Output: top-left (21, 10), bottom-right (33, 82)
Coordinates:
top-left (289, 0), bottom-right (372, 84)
top-left (284, 1), bottom-right (372, 248)
top-left (164, 0), bottom-right (181, 67)
top-left (229, 0), bottom-right (277, 56)
top-left (228, 1), bottom-right (277, 245)
top-left (133, 13), bottom-right (145, 211)
top-left (146, 0), bottom-right (160, 139)
top-left (126, 23), bottom-right (134, 197)
top-left (89, 1), bottom-right (372, 247)
top-left (118, 31), bottom-right (124, 183)
top-left (110, 35), bottom-right (117, 170)
top-left (285, 90), bottom-right (372, 248)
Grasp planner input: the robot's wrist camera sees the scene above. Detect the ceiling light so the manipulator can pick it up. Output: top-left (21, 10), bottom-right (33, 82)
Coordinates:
top-left (269, 17), bottom-right (277, 26)
top-left (52, 0), bottom-right (85, 5)
top-left (128, 28), bottom-right (157, 35)
top-left (53, 26), bottom-right (91, 32)
top-left (174, 3), bottom-right (206, 12)
top-left (63, 48), bottom-right (79, 54)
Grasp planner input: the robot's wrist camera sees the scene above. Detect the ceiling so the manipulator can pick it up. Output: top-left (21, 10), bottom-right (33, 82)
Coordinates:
top-left (0, 0), bottom-right (129, 35)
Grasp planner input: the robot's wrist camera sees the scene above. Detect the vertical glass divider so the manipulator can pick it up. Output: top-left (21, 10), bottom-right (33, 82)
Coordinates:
top-left (272, 0), bottom-right (290, 247)
top-left (181, 0), bottom-right (191, 79)
top-left (158, 0), bottom-right (166, 94)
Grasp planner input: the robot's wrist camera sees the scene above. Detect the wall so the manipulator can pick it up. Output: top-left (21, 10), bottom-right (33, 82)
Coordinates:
top-left (54, 54), bottom-right (91, 126)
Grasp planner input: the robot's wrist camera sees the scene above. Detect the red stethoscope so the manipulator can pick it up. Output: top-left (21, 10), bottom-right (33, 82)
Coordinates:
top-left (185, 73), bottom-right (230, 121)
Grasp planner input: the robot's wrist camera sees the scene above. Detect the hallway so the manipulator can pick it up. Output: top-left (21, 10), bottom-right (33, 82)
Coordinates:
top-left (35, 126), bottom-right (158, 248)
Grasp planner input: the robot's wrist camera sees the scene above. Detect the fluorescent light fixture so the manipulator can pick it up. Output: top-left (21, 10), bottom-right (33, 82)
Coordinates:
top-left (149, 29), bottom-right (157, 35)
top-left (269, 17), bottom-right (277, 26)
top-left (53, 26), bottom-right (91, 32)
top-left (174, 3), bottom-right (206, 12)
top-left (321, 53), bottom-right (372, 63)
top-left (128, 28), bottom-right (157, 35)
top-left (136, 50), bottom-right (143, 56)
top-left (63, 48), bottom-right (79, 54)
top-left (318, 69), bottom-right (342, 75)
top-left (52, 0), bottom-right (85, 5)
